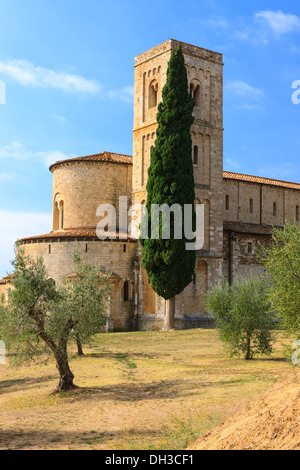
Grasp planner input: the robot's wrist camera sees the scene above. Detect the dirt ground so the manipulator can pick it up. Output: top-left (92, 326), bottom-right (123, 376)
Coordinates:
top-left (190, 371), bottom-right (300, 450)
top-left (0, 329), bottom-right (295, 450)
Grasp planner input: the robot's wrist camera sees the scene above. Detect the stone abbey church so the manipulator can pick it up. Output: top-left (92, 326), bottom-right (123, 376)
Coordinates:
top-left (1, 39), bottom-right (300, 331)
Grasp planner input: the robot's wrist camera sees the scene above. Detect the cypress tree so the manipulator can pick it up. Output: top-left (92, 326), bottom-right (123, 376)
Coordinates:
top-left (140, 45), bottom-right (196, 329)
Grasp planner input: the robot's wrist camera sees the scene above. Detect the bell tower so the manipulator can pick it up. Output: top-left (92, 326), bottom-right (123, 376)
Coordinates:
top-left (132, 39), bottom-right (224, 328)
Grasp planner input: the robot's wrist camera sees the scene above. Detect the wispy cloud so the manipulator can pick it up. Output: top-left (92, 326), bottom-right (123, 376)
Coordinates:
top-left (0, 59), bottom-right (102, 94)
top-left (0, 142), bottom-right (75, 167)
top-left (257, 162), bottom-right (298, 181)
top-left (107, 85), bottom-right (134, 103)
top-left (50, 114), bottom-right (67, 123)
top-left (255, 10), bottom-right (300, 35)
top-left (225, 80), bottom-right (265, 109)
top-left (224, 158), bottom-right (243, 171)
top-left (226, 80), bottom-right (264, 99)
top-left (0, 173), bottom-right (12, 182)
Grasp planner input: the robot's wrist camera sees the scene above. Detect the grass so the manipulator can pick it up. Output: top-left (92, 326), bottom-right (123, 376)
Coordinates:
top-left (0, 328), bottom-right (295, 450)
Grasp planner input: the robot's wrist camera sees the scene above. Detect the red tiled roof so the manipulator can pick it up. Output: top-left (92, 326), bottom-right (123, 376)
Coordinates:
top-left (223, 171), bottom-right (300, 191)
top-left (49, 151), bottom-right (299, 191)
top-left (0, 275), bottom-right (12, 285)
top-left (17, 228), bottom-right (136, 243)
top-left (223, 221), bottom-right (279, 235)
top-left (49, 152), bottom-right (133, 172)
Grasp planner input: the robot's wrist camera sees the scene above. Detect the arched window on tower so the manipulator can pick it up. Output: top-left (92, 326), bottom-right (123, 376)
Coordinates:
top-left (225, 195), bottom-right (229, 212)
top-left (149, 80), bottom-right (158, 109)
top-left (123, 281), bottom-right (129, 302)
top-left (59, 201), bottom-right (65, 229)
top-left (250, 198), bottom-right (254, 214)
top-left (190, 81), bottom-right (202, 107)
top-left (273, 202), bottom-right (277, 217)
top-left (296, 205), bottom-right (299, 222)
top-left (53, 202), bottom-right (59, 231)
top-left (193, 146), bottom-right (198, 165)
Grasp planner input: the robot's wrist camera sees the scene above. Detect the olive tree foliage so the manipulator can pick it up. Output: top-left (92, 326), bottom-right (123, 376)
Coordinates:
top-left (205, 275), bottom-right (275, 360)
top-left (0, 248), bottom-right (110, 393)
top-left (60, 248), bottom-right (110, 355)
top-left (260, 222), bottom-right (300, 335)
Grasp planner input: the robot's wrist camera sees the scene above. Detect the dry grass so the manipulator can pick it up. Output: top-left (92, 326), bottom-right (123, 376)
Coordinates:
top-left (0, 329), bottom-right (294, 450)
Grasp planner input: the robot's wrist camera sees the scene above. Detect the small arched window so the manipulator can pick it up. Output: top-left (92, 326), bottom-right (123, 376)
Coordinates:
top-left (273, 202), bottom-right (277, 217)
top-left (149, 80), bottom-right (158, 109)
top-left (296, 206), bottom-right (299, 222)
top-left (225, 195), bottom-right (229, 211)
top-left (53, 202), bottom-right (59, 231)
top-left (250, 199), bottom-right (254, 214)
top-left (193, 146), bottom-right (198, 165)
top-left (123, 281), bottom-right (129, 301)
top-left (59, 200), bottom-right (64, 229)
top-left (190, 82), bottom-right (201, 107)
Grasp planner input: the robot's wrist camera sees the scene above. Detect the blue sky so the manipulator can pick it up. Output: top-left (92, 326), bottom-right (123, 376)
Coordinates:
top-left (0, 0), bottom-right (300, 277)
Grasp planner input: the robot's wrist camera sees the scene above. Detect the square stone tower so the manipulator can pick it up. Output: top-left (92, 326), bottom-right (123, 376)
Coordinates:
top-left (132, 39), bottom-right (224, 328)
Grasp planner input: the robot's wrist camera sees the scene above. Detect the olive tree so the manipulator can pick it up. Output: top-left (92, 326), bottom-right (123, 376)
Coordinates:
top-left (205, 275), bottom-right (275, 360)
top-left (260, 222), bottom-right (300, 335)
top-left (0, 248), bottom-right (110, 393)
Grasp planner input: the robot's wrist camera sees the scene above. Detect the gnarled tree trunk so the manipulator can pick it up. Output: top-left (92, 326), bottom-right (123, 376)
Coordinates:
top-left (76, 334), bottom-right (84, 356)
top-left (52, 345), bottom-right (77, 394)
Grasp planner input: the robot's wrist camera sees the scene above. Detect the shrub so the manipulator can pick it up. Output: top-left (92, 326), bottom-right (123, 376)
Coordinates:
top-left (205, 275), bottom-right (275, 360)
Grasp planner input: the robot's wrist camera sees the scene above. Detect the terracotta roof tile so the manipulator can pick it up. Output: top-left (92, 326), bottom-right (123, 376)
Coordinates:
top-left (223, 171), bottom-right (300, 190)
top-left (49, 151), bottom-right (299, 191)
top-left (17, 228), bottom-right (135, 243)
top-left (223, 221), bottom-right (278, 235)
top-left (49, 152), bottom-right (133, 171)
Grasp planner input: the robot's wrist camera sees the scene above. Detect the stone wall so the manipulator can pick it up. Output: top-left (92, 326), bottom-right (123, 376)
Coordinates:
top-left (223, 178), bottom-right (300, 227)
top-left (19, 238), bottom-right (137, 331)
top-left (223, 229), bottom-right (272, 284)
top-left (51, 161), bottom-right (132, 232)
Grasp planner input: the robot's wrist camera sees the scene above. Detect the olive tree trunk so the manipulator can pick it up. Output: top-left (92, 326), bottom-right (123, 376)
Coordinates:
top-left (52, 344), bottom-right (77, 394)
top-left (76, 334), bottom-right (84, 356)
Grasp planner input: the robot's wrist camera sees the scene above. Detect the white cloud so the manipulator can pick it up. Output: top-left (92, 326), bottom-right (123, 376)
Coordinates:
top-left (50, 114), bottom-right (67, 123)
top-left (224, 158), bottom-right (243, 171)
top-left (255, 10), bottom-right (300, 35)
top-left (225, 80), bottom-right (264, 99)
top-left (0, 173), bottom-right (12, 182)
top-left (257, 163), bottom-right (297, 181)
top-left (108, 85), bottom-right (134, 103)
top-left (0, 210), bottom-right (52, 278)
top-left (0, 142), bottom-right (75, 167)
top-left (0, 59), bottom-right (102, 94)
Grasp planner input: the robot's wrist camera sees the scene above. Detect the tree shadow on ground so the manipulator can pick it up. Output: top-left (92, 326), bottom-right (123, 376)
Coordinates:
top-left (0, 375), bottom-right (57, 395)
top-left (251, 357), bottom-right (287, 362)
top-left (84, 351), bottom-right (158, 360)
top-left (0, 427), bottom-right (163, 450)
top-left (68, 379), bottom-right (201, 403)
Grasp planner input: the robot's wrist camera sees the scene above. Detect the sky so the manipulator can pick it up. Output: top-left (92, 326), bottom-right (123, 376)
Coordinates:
top-left (0, 0), bottom-right (300, 277)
